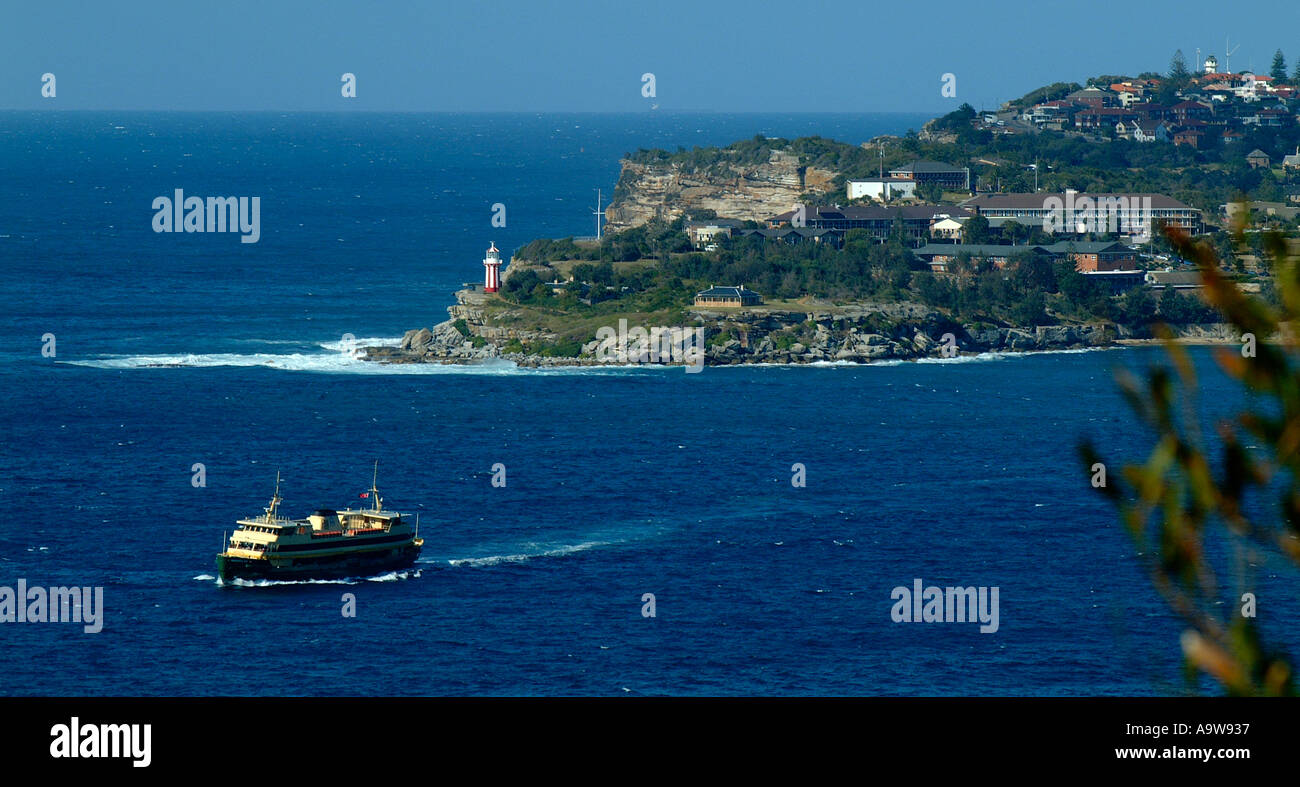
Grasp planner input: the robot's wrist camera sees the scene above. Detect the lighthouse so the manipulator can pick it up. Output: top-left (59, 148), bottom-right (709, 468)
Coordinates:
top-left (483, 242), bottom-right (502, 293)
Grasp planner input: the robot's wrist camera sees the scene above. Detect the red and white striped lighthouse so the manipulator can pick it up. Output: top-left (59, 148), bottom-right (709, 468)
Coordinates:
top-left (483, 242), bottom-right (502, 293)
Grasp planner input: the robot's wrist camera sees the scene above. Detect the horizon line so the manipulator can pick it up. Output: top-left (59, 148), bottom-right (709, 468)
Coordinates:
top-left (0, 107), bottom-right (942, 115)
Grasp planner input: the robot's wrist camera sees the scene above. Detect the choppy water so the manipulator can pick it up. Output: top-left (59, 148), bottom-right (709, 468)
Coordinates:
top-left (1, 112), bottom-right (1292, 695)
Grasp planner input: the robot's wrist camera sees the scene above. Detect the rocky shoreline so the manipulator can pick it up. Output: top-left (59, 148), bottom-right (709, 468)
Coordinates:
top-left (361, 288), bottom-right (1239, 369)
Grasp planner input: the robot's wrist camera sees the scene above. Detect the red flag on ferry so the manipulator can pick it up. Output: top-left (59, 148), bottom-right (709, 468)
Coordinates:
top-left (359, 492), bottom-right (370, 498)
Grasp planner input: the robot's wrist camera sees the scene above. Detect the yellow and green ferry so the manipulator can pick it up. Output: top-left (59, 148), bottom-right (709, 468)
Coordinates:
top-left (216, 465), bottom-right (423, 582)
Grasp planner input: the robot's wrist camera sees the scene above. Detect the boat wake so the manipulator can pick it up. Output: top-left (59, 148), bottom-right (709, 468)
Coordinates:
top-left (437, 539), bottom-right (617, 568)
top-left (207, 569), bottom-right (421, 587)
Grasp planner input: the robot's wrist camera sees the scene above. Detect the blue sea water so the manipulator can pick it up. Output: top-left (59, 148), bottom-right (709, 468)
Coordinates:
top-left (1, 111), bottom-right (1295, 696)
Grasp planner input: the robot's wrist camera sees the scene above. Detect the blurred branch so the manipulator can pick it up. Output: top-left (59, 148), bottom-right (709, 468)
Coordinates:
top-left (1085, 212), bottom-right (1298, 696)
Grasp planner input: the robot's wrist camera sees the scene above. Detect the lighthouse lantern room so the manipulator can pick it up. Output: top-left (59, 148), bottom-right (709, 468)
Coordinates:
top-left (483, 242), bottom-right (502, 293)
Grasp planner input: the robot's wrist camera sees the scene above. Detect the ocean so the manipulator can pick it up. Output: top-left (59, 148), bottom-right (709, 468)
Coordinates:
top-left (1, 111), bottom-right (1294, 695)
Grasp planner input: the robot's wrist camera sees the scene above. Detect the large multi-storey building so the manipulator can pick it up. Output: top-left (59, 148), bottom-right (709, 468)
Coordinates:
top-left (765, 204), bottom-right (975, 245)
top-left (887, 160), bottom-right (971, 192)
top-left (961, 192), bottom-right (1203, 235)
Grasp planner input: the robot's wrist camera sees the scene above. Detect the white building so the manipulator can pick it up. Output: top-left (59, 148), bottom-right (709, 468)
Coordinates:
top-left (847, 177), bottom-right (918, 202)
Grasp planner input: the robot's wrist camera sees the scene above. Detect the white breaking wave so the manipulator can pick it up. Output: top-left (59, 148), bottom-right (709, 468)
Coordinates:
top-left (913, 351), bottom-right (1012, 365)
top-left (914, 346), bottom-right (1115, 364)
top-left (69, 351), bottom-right (369, 371)
top-left (64, 346), bottom-right (658, 375)
top-left (317, 337), bottom-right (401, 351)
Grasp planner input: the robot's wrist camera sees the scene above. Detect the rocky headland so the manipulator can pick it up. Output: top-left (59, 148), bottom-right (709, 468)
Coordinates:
top-left (361, 287), bottom-right (1238, 369)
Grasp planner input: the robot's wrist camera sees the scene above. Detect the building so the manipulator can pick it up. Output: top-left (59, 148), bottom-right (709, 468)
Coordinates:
top-left (911, 243), bottom-right (1040, 272)
top-left (694, 285), bottom-right (762, 308)
top-left (738, 227), bottom-right (845, 247)
top-left (483, 242), bottom-right (502, 293)
top-left (1023, 100), bottom-right (1077, 128)
top-left (1282, 148), bottom-right (1300, 171)
top-left (929, 216), bottom-right (966, 240)
top-left (1246, 148), bottom-right (1271, 169)
top-left (1133, 103), bottom-right (1173, 122)
top-left (1242, 108), bottom-right (1292, 127)
top-left (1117, 119), bottom-right (1160, 142)
top-left (1145, 270), bottom-right (1203, 290)
top-left (1058, 241), bottom-right (1140, 272)
top-left (1075, 108), bottom-right (1139, 129)
top-left (765, 204), bottom-right (975, 245)
top-left (887, 160), bottom-right (971, 192)
top-left (847, 177), bottom-right (918, 202)
top-left (1173, 128), bottom-right (1205, 148)
top-left (961, 192), bottom-right (1203, 235)
top-left (1170, 100), bottom-right (1212, 123)
top-left (685, 219), bottom-right (744, 248)
top-left (911, 240), bottom-right (1139, 274)
top-left (1066, 86), bottom-right (1112, 108)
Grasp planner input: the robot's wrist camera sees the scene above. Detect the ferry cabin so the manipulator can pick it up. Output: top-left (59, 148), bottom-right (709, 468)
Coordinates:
top-left (224, 508), bottom-right (410, 562)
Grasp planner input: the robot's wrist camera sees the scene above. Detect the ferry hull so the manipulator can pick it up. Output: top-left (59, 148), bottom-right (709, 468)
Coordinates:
top-left (216, 542), bottom-right (422, 582)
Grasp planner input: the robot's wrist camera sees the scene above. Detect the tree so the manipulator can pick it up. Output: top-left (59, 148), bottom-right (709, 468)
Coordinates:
top-left (1169, 49), bottom-right (1190, 82)
top-left (917, 182), bottom-right (944, 203)
top-left (964, 214), bottom-right (991, 244)
top-left (1117, 285), bottom-right (1157, 325)
top-left (1084, 224), bottom-right (1300, 695)
top-left (1271, 49), bottom-right (1288, 82)
top-left (1002, 219), bottom-right (1029, 246)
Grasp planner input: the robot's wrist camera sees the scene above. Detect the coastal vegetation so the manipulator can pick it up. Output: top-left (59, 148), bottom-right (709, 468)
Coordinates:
top-left (508, 220), bottom-right (1220, 332)
top-left (1087, 222), bottom-right (1300, 696)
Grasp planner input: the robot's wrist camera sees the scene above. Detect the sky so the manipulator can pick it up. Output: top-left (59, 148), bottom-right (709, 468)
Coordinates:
top-left (3, 0), bottom-right (1300, 113)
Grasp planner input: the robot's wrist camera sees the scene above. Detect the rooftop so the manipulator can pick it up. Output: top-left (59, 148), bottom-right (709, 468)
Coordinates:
top-left (696, 285), bottom-right (761, 298)
top-left (888, 159), bottom-right (966, 174)
top-left (961, 192), bottom-right (1198, 211)
top-left (767, 204), bottom-right (973, 223)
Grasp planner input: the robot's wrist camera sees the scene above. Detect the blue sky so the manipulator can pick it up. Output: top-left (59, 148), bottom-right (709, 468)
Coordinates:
top-left (3, 0), bottom-right (1299, 112)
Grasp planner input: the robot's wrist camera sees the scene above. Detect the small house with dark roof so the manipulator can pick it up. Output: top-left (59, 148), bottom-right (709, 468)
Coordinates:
top-left (1247, 149), bottom-right (1271, 169)
top-left (694, 285), bottom-right (762, 308)
top-left (1066, 86), bottom-right (1111, 108)
top-left (1041, 240), bottom-right (1138, 272)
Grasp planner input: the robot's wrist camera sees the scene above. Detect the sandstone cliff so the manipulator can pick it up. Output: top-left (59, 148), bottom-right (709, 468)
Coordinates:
top-left (604, 148), bottom-right (839, 232)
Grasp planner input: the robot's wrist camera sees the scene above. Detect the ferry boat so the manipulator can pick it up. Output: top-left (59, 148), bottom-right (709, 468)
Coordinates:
top-left (216, 465), bottom-right (423, 582)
